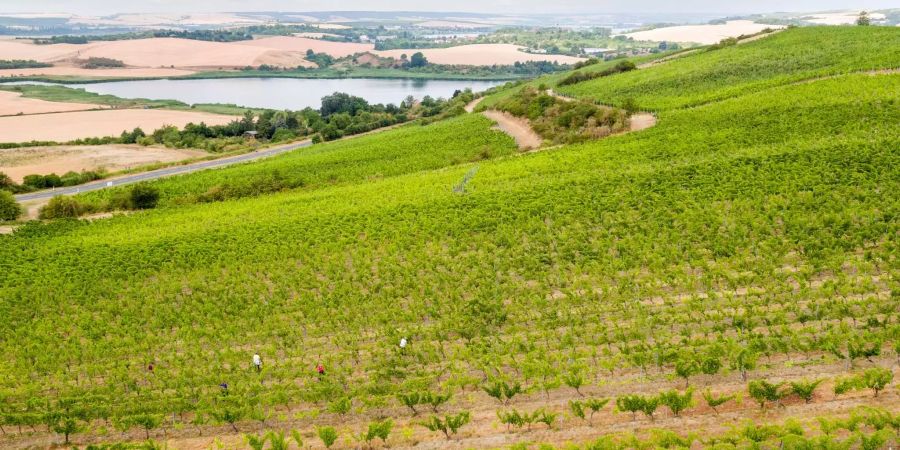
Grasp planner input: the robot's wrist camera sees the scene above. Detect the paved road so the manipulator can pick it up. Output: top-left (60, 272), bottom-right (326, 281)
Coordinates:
top-left (14, 139), bottom-right (312, 202)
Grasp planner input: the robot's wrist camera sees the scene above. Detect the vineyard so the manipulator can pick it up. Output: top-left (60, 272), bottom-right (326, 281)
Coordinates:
top-left (555, 26), bottom-right (900, 111)
top-left (75, 113), bottom-right (518, 209)
top-left (0, 26), bottom-right (898, 449)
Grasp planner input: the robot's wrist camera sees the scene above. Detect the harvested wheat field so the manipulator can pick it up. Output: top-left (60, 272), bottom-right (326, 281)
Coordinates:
top-left (0, 90), bottom-right (103, 116)
top-left (75, 38), bottom-right (311, 69)
top-left (235, 36), bottom-right (375, 58)
top-left (0, 144), bottom-right (205, 181)
top-left (0, 66), bottom-right (197, 79)
top-left (624, 20), bottom-right (784, 44)
top-left (0, 109), bottom-right (237, 143)
top-left (377, 44), bottom-right (585, 65)
top-left (0, 39), bottom-right (87, 62)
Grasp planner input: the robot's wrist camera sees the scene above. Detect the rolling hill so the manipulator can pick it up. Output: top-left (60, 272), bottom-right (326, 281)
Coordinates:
top-left (0, 26), bottom-right (898, 449)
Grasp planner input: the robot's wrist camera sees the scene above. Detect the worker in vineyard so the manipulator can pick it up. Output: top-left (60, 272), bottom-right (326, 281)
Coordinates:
top-left (147, 363), bottom-right (154, 373)
top-left (316, 363), bottom-right (325, 379)
top-left (399, 337), bottom-right (408, 349)
top-left (219, 382), bottom-right (229, 395)
top-left (253, 353), bottom-right (262, 372)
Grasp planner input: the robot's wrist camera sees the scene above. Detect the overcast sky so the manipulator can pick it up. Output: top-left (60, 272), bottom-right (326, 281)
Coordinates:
top-left (2, 0), bottom-right (896, 15)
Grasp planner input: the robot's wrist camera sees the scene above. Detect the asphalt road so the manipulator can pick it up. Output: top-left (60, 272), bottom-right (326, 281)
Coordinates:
top-left (14, 139), bottom-right (312, 202)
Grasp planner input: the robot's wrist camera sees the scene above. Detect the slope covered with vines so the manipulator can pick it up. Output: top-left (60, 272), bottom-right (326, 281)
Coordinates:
top-left (0, 28), bottom-right (898, 449)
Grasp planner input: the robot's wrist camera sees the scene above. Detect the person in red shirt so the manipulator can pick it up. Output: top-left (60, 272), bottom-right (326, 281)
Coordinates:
top-left (316, 363), bottom-right (325, 379)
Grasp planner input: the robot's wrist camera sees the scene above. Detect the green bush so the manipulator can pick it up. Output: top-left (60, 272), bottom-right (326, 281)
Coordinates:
top-left (0, 190), bottom-right (21, 221)
top-left (129, 184), bottom-right (160, 210)
top-left (39, 196), bottom-right (85, 220)
top-left (557, 60), bottom-right (636, 87)
top-left (317, 426), bottom-right (338, 448)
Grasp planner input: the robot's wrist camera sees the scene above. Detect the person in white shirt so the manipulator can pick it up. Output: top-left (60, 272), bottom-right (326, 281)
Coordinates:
top-left (399, 337), bottom-right (408, 349)
top-left (253, 354), bottom-right (262, 372)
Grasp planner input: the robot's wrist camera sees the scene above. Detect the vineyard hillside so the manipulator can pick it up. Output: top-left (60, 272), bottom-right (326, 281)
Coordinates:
top-left (0, 26), bottom-right (898, 449)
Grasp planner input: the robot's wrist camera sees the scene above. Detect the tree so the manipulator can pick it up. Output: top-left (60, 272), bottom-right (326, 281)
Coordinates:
top-left (51, 415), bottom-right (84, 445)
top-left (130, 184), bottom-right (160, 210)
top-left (0, 190), bottom-right (21, 221)
top-left (0, 172), bottom-right (17, 190)
top-left (409, 52), bottom-right (428, 68)
top-left (210, 401), bottom-right (245, 432)
top-left (730, 348), bottom-right (758, 381)
top-left (320, 92), bottom-right (369, 118)
top-left (675, 356), bottom-right (699, 387)
top-left (857, 11), bottom-right (871, 26)
top-left (130, 413), bottom-right (163, 439)
top-left (317, 426), bottom-right (338, 448)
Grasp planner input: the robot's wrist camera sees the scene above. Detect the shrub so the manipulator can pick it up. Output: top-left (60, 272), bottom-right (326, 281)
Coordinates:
top-left (571, 398), bottom-right (609, 423)
top-left (482, 379), bottom-right (521, 404)
top-left (789, 379), bottom-right (823, 403)
top-left (702, 390), bottom-right (734, 415)
top-left (129, 184), bottom-right (160, 210)
top-left (317, 426), bottom-right (338, 448)
top-left (557, 60), bottom-right (636, 87)
top-left (80, 57), bottom-right (125, 69)
top-left (419, 411), bottom-right (470, 440)
top-left (0, 191), bottom-right (21, 221)
top-left (364, 419), bottom-right (392, 444)
top-left (658, 388), bottom-right (694, 417)
top-left (748, 380), bottom-right (786, 409)
top-left (327, 396), bottom-right (352, 415)
top-left (39, 196), bottom-right (85, 220)
top-left (835, 368), bottom-right (893, 397)
top-left (616, 394), bottom-right (658, 420)
top-left (491, 86), bottom-right (629, 144)
top-left (397, 391), bottom-right (423, 415)
top-left (422, 391), bottom-right (452, 413)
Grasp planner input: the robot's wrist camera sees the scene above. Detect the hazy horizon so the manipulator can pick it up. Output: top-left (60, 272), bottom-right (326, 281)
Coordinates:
top-left (1, 0), bottom-right (897, 16)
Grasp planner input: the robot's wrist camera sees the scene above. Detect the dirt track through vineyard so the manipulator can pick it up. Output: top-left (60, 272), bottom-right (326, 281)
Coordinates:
top-left (482, 110), bottom-right (542, 150)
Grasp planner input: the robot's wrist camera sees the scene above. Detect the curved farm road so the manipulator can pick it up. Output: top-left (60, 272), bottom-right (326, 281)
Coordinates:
top-left (482, 110), bottom-right (543, 150)
top-left (464, 97), bottom-right (484, 113)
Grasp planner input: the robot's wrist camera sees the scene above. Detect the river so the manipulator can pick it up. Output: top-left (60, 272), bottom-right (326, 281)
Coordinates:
top-left (62, 77), bottom-right (506, 110)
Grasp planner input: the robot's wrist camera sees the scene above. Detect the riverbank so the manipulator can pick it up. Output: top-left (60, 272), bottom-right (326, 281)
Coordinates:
top-left (0, 67), bottom-right (532, 85)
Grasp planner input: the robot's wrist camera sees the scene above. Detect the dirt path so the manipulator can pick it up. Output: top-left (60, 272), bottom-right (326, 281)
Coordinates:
top-left (629, 113), bottom-right (657, 131)
top-left (464, 97), bottom-right (484, 113)
top-left (482, 110), bottom-right (542, 150)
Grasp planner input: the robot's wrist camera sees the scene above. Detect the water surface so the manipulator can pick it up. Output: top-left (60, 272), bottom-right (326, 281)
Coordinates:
top-left (68, 77), bottom-right (505, 110)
